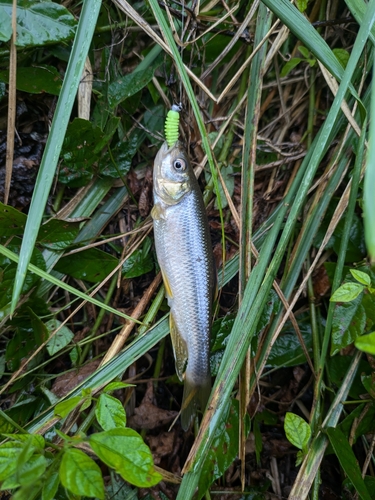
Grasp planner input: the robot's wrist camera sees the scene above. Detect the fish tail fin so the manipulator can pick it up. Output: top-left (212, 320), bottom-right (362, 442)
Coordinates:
top-left (181, 375), bottom-right (211, 431)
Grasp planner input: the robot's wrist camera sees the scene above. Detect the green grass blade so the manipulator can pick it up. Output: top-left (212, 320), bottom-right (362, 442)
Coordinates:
top-left (364, 53), bottom-right (375, 262)
top-left (11, 0), bottom-right (102, 313)
top-left (0, 244), bottom-right (139, 323)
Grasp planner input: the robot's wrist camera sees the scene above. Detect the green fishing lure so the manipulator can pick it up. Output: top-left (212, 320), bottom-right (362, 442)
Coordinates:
top-left (165, 104), bottom-right (181, 148)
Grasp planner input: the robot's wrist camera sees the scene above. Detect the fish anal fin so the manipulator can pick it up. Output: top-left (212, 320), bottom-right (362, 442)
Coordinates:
top-left (169, 313), bottom-right (187, 381)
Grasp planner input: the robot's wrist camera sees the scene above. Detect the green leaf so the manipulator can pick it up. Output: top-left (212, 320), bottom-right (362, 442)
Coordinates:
top-left (364, 53), bottom-right (375, 261)
top-left (327, 426), bottom-right (372, 500)
top-left (280, 57), bottom-right (303, 78)
top-left (55, 248), bottom-right (118, 283)
top-left (59, 118), bottom-right (105, 187)
top-left (197, 399), bottom-right (240, 499)
top-left (59, 448), bottom-right (104, 499)
top-left (37, 219), bottom-right (80, 250)
top-left (0, 441), bottom-right (23, 481)
top-left (122, 237), bottom-right (154, 278)
top-left (95, 393), bottom-right (126, 431)
top-left (0, 0), bottom-right (77, 47)
top-left (330, 282), bottom-right (364, 302)
top-left (103, 381), bottom-right (133, 393)
top-left (284, 412), bottom-right (311, 451)
top-left (0, 202), bottom-right (27, 236)
top-left (333, 48), bottom-right (350, 68)
top-left (350, 269), bottom-right (371, 286)
top-left (2, 434), bottom-right (44, 450)
top-left (108, 58), bottom-right (162, 108)
top-left (361, 373), bottom-right (375, 399)
top-left (298, 46), bottom-right (310, 59)
top-left (214, 164), bottom-right (234, 210)
top-left (0, 66), bottom-right (62, 95)
top-left (16, 454), bottom-right (47, 487)
top-left (89, 428), bottom-right (161, 488)
top-left (54, 396), bottom-right (83, 418)
top-left (99, 133), bottom-right (140, 178)
top-left (45, 319), bottom-right (74, 356)
top-left (296, 0), bottom-right (308, 12)
top-left (0, 6), bottom-right (12, 41)
top-left (42, 472), bottom-right (60, 500)
top-left (331, 296), bottom-right (366, 355)
top-left (355, 331), bottom-right (375, 355)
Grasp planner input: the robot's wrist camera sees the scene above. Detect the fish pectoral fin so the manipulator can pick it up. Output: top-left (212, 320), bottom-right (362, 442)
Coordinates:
top-left (151, 203), bottom-right (164, 220)
top-left (169, 313), bottom-right (187, 381)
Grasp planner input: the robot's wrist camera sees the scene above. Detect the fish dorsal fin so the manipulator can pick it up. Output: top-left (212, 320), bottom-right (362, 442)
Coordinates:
top-left (169, 313), bottom-right (188, 381)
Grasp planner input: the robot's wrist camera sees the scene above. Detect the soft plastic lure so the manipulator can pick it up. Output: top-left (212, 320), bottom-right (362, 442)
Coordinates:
top-left (164, 104), bottom-right (181, 148)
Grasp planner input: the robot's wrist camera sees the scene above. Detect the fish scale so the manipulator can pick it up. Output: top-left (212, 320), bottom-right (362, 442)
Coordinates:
top-left (152, 141), bottom-right (215, 430)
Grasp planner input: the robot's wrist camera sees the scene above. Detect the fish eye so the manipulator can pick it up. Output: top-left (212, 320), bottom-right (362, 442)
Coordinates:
top-left (173, 159), bottom-right (186, 171)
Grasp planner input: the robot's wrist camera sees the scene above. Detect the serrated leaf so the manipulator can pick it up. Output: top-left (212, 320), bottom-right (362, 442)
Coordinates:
top-left (355, 331), bottom-right (375, 355)
top-left (330, 282), bottom-right (364, 302)
top-left (37, 219), bottom-right (80, 250)
top-left (327, 426), bottom-right (372, 500)
top-left (45, 319), bottom-right (74, 356)
top-left (280, 57), bottom-right (302, 78)
top-left (55, 247), bottom-right (118, 283)
top-left (89, 428), bottom-right (161, 488)
top-left (54, 396), bottom-right (82, 418)
top-left (0, 66), bottom-right (62, 95)
top-left (350, 269), bottom-right (371, 286)
top-left (284, 412), bottom-right (311, 450)
top-left (0, 0), bottom-right (76, 47)
top-left (59, 448), bottom-right (104, 499)
top-left (95, 393), bottom-right (126, 431)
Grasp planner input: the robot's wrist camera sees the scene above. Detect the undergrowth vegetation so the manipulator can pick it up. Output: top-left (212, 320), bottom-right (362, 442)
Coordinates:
top-left (1, 0), bottom-right (375, 498)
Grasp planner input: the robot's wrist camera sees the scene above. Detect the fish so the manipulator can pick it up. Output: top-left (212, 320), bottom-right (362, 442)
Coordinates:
top-left (152, 140), bottom-right (215, 430)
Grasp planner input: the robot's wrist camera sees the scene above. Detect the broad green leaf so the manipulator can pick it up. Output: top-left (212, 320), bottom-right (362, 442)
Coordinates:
top-left (45, 319), bottom-right (74, 356)
top-left (280, 57), bottom-right (302, 78)
top-left (54, 396), bottom-right (83, 418)
top-left (55, 247), bottom-right (118, 283)
top-left (108, 57), bottom-right (162, 108)
top-left (327, 426), bottom-right (372, 500)
top-left (0, 202), bottom-right (27, 236)
top-left (298, 46), bottom-right (310, 58)
top-left (59, 118), bottom-right (105, 187)
top-left (2, 434), bottom-right (44, 450)
top-left (103, 381), bottom-right (133, 393)
top-left (6, 323), bottom-right (47, 371)
top-left (331, 296), bottom-right (366, 355)
top-left (0, 6), bottom-right (12, 41)
top-left (0, 441), bottom-right (23, 481)
top-left (0, 0), bottom-right (76, 47)
top-left (215, 164), bottom-right (234, 210)
top-left (197, 399), bottom-right (240, 499)
top-left (95, 393), bottom-right (126, 431)
top-left (89, 428), bottom-right (161, 488)
top-left (330, 282), bottom-right (364, 302)
top-left (42, 471), bottom-right (60, 500)
top-left (284, 412), bottom-right (311, 451)
top-left (122, 237), bottom-right (154, 279)
top-left (333, 48), bottom-right (350, 68)
top-left (59, 448), bottom-right (104, 499)
top-left (0, 66), bottom-right (62, 95)
top-left (37, 219), bottom-right (80, 250)
top-left (350, 269), bottom-right (371, 286)
top-left (355, 331), bottom-right (375, 355)
top-left (296, 0), bottom-right (308, 12)
top-left (361, 373), bottom-right (375, 399)
top-left (98, 132), bottom-right (140, 178)
top-left (16, 454), bottom-right (47, 487)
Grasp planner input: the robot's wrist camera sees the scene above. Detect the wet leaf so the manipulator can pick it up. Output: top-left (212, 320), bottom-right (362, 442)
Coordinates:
top-left (95, 393), bottom-right (126, 431)
top-left (59, 448), bottom-right (104, 499)
top-left (55, 247), bottom-right (118, 283)
top-left (0, 0), bottom-right (76, 47)
top-left (0, 65), bottom-right (62, 95)
top-left (45, 318), bottom-right (74, 356)
top-left (89, 428), bottom-right (162, 488)
top-left (327, 426), bottom-right (372, 500)
top-left (122, 237), bottom-right (154, 278)
top-left (37, 219), bottom-right (80, 250)
top-left (197, 399), bottom-right (240, 499)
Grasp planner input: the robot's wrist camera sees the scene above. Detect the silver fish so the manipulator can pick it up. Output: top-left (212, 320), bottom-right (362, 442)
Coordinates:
top-left (152, 141), bottom-right (215, 430)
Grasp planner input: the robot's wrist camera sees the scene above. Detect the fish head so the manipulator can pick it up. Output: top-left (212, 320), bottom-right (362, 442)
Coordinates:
top-left (153, 141), bottom-right (193, 204)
